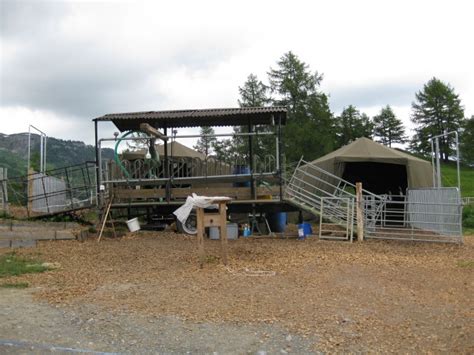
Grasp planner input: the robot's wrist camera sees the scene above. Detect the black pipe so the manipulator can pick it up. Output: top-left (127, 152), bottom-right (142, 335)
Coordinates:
top-left (278, 115), bottom-right (283, 201)
top-left (248, 122), bottom-right (255, 199)
top-left (94, 120), bottom-right (101, 204)
top-left (163, 127), bottom-right (171, 202)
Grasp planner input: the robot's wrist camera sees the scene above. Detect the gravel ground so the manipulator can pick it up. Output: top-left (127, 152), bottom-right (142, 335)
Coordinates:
top-left (1, 232), bottom-right (473, 353)
top-left (0, 288), bottom-right (314, 354)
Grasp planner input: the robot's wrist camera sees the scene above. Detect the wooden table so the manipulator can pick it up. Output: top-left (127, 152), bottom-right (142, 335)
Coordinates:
top-left (195, 197), bottom-right (232, 268)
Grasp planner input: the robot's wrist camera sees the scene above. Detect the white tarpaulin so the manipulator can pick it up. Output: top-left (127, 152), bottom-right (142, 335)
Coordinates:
top-left (173, 194), bottom-right (231, 224)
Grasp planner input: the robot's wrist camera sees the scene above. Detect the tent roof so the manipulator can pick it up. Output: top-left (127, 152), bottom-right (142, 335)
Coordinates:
top-left (313, 137), bottom-right (429, 165)
top-left (156, 141), bottom-right (206, 159)
top-left (308, 137), bottom-right (433, 189)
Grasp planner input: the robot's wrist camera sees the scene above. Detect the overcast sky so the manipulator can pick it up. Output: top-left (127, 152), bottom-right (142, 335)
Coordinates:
top-left (1, 0), bottom-right (473, 147)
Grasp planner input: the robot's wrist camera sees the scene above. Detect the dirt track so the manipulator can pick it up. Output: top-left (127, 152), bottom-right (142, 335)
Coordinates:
top-left (1, 232), bottom-right (473, 353)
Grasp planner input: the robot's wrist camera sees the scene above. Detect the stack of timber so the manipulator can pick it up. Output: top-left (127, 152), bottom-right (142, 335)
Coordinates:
top-left (0, 220), bottom-right (79, 248)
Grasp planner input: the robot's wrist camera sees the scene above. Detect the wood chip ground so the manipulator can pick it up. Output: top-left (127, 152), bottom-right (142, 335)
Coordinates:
top-left (2, 232), bottom-right (473, 353)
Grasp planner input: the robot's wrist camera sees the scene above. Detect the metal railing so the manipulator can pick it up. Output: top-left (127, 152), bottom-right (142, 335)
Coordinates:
top-left (284, 158), bottom-right (360, 235)
top-left (364, 188), bottom-right (463, 243)
top-left (285, 158), bottom-right (463, 244)
top-left (107, 154), bottom-right (278, 183)
top-left (319, 197), bottom-right (354, 241)
top-left (462, 197), bottom-right (474, 206)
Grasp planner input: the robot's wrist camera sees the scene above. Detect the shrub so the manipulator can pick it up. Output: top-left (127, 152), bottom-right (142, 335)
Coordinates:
top-left (462, 205), bottom-right (474, 228)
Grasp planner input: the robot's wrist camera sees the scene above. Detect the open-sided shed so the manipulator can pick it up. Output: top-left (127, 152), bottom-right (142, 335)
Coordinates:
top-left (307, 137), bottom-right (433, 195)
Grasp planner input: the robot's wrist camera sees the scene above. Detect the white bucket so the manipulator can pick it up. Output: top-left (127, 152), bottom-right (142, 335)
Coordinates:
top-left (126, 217), bottom-right (141, 232)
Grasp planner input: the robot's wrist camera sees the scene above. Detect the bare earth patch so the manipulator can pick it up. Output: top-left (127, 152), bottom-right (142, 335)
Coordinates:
top-left (2, 232), bottom-right (473, 353)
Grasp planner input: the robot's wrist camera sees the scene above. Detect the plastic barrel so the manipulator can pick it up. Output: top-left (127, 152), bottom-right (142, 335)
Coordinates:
top-left (268, 212), bottom-right (287, 233)
top-left (297, 222), bottom-right (312, 238)
top-left (232, 165), bottom-right (251, 187)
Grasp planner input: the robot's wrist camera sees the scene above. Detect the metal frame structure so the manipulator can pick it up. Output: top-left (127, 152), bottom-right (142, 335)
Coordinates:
top-left (93, 107), bottom-right (296, 220)
top-left (285, 158), bottom-right (463, 243)
top-left (364, 188), bottom-right (463, 243)
top-left (430, 130), bottom-right (461, 190)
top-left (27, 125), bottom-right (47, 175)
top-left (1, 162), bottom-right (96, 217)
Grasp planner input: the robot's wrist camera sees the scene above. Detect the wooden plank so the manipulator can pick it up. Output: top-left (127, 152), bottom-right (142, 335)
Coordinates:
top-left (113, 188), bottom-right (166, 199)
top-left (219, 202), bottom-right (228, 265)
top-left (139, 123), bottom-right (167, 140)
top-left (55, 230), bottom-right (77, 240)
top-left (203, 213), bottom-right (222, 227)
top-left (0, 230), bottom-right (74, 241)
top-left (196, 207), bottom-right (205, 268)
top-left (113, 186), bottom-right (281, 200)
top-left (11, 240), bottom-right (37, 248)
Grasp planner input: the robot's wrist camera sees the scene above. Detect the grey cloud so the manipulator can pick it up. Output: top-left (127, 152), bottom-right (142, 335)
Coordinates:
top-left (0, 0), bottom-right (69, 38)
top-left (0, 1), bottom-right (241, 119)
top-left (329, 83), bottom-right (419, 112)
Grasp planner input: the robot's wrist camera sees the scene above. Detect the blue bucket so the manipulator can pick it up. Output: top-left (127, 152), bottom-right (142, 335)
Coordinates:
top-left (233, 165), bottom-right (251, 187)
top-left (298, 222), bottom-right (312, 239)
top-left (268, 212), bottom-right (287, 233)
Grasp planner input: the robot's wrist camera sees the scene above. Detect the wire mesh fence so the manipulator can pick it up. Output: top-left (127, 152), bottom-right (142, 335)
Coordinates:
top-left (0, 162), bottom-right (97, 217)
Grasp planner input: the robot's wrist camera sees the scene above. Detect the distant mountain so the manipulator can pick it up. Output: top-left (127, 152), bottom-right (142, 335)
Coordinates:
top-left (0, 132), bottom-right (114, 177)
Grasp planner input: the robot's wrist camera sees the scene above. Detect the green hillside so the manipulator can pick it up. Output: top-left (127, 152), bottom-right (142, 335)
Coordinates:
top-left (0, 133), bottom-right (114, 178)
top-left (441, 162), bottom-right (474, 197)
top-left (0, 148), bottom-right (28, 178)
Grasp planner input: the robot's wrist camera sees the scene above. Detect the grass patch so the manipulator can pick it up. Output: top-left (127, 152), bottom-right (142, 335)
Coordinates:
top-left (457, 260), bottom-right (474, 268)
top-left (0, 282), bottom-right (29, 288)
top-left (441, 162), bottom-right (474, 197)
top-left (0, 253), bottom-right (48, 278)
top-left (463, 228), bottom-right (474, 236)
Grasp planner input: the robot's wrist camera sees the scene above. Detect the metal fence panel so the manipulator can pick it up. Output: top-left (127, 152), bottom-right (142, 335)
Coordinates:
top-left (364, 188), bottom-right (462, 243)
top-left (406, 188), bottom-right (462, 236)
top-left (31, 173), bottom-right (67, 213)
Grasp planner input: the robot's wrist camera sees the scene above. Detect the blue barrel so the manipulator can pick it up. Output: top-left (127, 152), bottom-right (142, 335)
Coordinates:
top-left (233, 165), bottom-right (251, 187)
top-left (297, 222), bottom-right (312, 238)
top-left (268, 212), bottom-right (287, 233)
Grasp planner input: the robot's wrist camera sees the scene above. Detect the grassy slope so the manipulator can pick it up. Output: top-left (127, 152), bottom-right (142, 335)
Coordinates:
top-left (441, 162), bottom-right (474, 197)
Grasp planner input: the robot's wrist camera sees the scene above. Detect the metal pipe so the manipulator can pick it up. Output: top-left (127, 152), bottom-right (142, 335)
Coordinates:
top-left (27, 125), bottom-right (47, 174)
top-left (27, 126), bottom-right (31, 176)
top-left (248, 123), bottom-right (255, 199)
top-left (39, 134), bottom-right (43, 173)
top-left (455, 131), bottom-right (461, 192)
top-left (435, 138), bottom-right (441, 188)
top-left (94, 120), bottom-right (101, 199)
top-left (102, 172), bottom-right (275, 185)
top-left (99, 132), bottom-right (274, 143)
top-left (98, 139), bottom-right (103, 194)
top-left (429, 130), bottom-right (461, 191)
top-left (430, 139), bottom-right (435, 187)
top-left (43, 136), bottom-right (47, 173)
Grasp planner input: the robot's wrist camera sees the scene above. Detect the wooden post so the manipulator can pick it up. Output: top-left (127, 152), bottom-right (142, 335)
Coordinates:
top-left (356, 182), bottom-right (364, 241)
top-left (194, 197), bottom-right (231, 268)
top-left (0, 168), bottom-right (8, 213)
top-left (27, 168), bottom-right (34, 216)
top-left (219, 202), bottom-right (228, 265)
top-left (196, 207), bottom-right (205, 268)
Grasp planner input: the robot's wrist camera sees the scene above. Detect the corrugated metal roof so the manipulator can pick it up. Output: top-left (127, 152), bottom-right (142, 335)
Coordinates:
top-left (94, 107), bottom-right (287, 131)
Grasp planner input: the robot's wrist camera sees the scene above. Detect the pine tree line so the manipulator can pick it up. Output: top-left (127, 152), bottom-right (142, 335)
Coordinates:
top-left (194, 52), bottom-right (472, 165)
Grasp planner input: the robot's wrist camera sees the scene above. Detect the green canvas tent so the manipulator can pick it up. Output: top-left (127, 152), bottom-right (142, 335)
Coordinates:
top-left (303, 137), bottom-right (433, 195)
